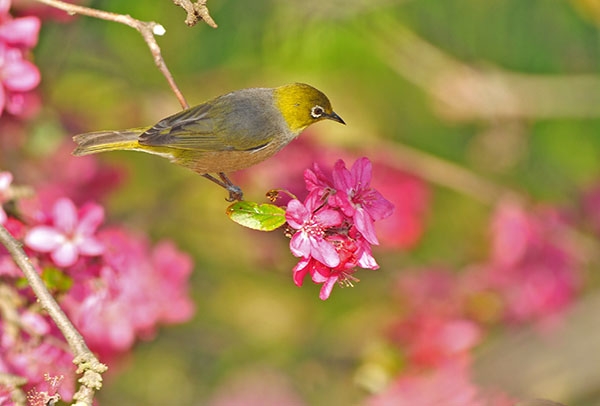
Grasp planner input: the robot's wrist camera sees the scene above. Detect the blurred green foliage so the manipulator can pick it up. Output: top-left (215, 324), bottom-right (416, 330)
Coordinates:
top-left (30, 0), bottom-right (600, 404)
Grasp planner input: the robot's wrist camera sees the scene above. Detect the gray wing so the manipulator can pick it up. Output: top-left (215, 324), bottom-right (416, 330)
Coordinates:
top-left (138, 89), bottom-right (280, 152)
top-left (138, 102), bottom-right (227, 151)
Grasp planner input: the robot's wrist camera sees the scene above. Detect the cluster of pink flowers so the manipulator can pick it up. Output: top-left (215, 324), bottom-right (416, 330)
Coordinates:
top-left (0, 0), bottom-right (40, 117)
top-left (285, 157), bottom-right (394, 300)
top-left (242, 136), bottom-right (430, 252)
top-left (370, 199), bottom-right (583, 405)
top-left (0, 165), bottom-right (195, 401)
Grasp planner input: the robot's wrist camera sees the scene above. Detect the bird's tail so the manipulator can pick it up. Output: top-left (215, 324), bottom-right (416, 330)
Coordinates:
top-left (72, 128), bottom-right (147, 156)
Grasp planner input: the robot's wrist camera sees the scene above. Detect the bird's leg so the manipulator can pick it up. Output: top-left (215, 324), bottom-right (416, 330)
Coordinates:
top-left (202, 173), bottom-right (244, 202)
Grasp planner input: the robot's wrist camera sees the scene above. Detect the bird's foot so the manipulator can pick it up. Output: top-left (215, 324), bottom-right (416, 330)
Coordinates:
top-left (202, 172), bottom-right (244, 202)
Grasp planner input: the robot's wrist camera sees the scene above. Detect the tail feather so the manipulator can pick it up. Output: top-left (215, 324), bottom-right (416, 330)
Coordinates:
top-left (72, 128), bottom-right (147, 156)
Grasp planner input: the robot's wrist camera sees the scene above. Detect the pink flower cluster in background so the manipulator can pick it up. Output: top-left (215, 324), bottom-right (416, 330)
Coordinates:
top-left (0, 0), bottom-right (40, 117)
top-left (370, 199), bottom-right (583, 405)
top-left (286, 157), bottom-right (394, 300)
top-left (0, 163), bottom-right (195, 401)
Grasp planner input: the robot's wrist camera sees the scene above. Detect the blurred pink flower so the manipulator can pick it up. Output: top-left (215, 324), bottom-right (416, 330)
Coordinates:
top-left (484, 201), bottom-right (581, 324)
top-left (19, 142), bottom-right (125, 211)
top-left (0, 44), bottom-right (40, 116)
top-left (390, 314), bottom-right (482, 367)
top-left (0, 170), bottom-right (12, 223)
top-left (25, 198), bottom-right (104, 267)
top-left (2, 337), bottom-right (76, 401)
top-left (370, 162), bottom-right (429, 249)
top-left (208, 368), bottom-right (305, 406)
top-left (60, 228), bottom-right (194, 364)
top-left (367, 360), bottom-right (484, 406)
top-left (286, 193), bottom-right (342, 268)
top-left (0, 1), bottom-right (41, 117)
top-left (0, 15), bottom-right (40, 48)
top-left (26, 374), bottom-right (62, 406)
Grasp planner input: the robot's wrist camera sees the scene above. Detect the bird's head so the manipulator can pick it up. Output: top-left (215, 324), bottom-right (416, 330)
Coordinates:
top-left (274, 83), bottom-right (345, 134)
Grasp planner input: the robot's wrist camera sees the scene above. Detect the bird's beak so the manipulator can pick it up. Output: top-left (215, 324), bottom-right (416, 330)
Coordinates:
top-left (327, 111), bottom-right (346, 125)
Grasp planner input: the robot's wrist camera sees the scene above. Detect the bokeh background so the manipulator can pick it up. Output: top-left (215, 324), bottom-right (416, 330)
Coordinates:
top-left (14, 0), bottom-right (600, 404)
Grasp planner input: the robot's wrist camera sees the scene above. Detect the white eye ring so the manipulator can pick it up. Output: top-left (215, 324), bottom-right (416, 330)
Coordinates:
top-left (311, 105), bottom-right (325, 118)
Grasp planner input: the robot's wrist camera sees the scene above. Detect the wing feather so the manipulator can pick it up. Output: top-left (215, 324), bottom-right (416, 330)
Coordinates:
top-left (138, 89), bottom-right (282, 152)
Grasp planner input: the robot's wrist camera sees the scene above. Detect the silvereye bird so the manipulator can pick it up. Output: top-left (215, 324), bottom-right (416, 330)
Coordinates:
top-left (72, 83), bottom-right (345, 201)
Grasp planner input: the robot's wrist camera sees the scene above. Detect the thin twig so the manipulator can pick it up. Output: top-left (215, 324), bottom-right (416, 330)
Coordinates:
top-left (35, 0), bottom-right (190, 109)
top-left (0, 225), bottom-right (107, 406)
top-left (172, 0), bottom-right (218, 28)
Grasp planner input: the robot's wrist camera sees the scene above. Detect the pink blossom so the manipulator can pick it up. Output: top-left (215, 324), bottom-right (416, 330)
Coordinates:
top-left (2, 338), bottom-right (76, 401)
top-left (60, 228), bottom-right (194, 365)
top-left (0, 16), bottom-right (40, 48)
top-left (286, 157), bottom-right (395, 299)
top-left (26, 374), bottom-right (62, 406)
top-left (286, 193), bottom-right (342, 268)
top-left (0, 2), bottom-right (41, 117)
top-left (293, 226), bottom-right (378, 300)
top-left (389, 314), bottom-right (482, 367)
top-left (25, 198), bottom-right (104, 267)
top-left (395, 269), bottom-right (465, 317)
top-left (330, 157), bottom-right (394, 245)
top-left (483, 201), bottom-right (581, 324)
top-left (368, 358), bottom-right (517, 406)
top-left (367, 360), bottom-right (484, 406)
top-left (0, 43), bottom-right (40, 116)
top-left (0, 170), bottom-right (12, 224)
top-left (21, 142), bottom-right (125, 210)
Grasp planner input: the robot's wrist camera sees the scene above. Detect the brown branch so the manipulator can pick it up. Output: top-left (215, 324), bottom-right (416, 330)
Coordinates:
top-left (173, 0), bottom-right (218, 28)
top-left (34, 0), bottom-right (190, 109)
top-left (0, 225), bottom-right (107, 406)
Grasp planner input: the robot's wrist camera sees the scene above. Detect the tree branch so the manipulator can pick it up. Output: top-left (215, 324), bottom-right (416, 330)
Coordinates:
top-left (0, 225), bottom-right (107, 406)
top-left (172, 0), bottom-right (218, 28)
top-left (35, 0), bottom-right (190, 109)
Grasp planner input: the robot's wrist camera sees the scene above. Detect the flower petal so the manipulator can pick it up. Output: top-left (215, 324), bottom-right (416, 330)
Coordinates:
top-left (363, 189), bottom-right (395, 221)
top-left (285, 199), bottom-right (308, 229)
top-left (310, 238), bottom-right (340, 268)
top-left (332, 159), bottom-right (353, 192)
top-left (354, 208), bottom-right (379, 245)
top-left (78, 236), bottom-right (104, 256)
top-left (351, 157), bottom-right (372, 189)
top-left (319, 276), bottom-right (338, 300)
top-left (313, 208), bottom-right (343, 228)
top-left (77, 203), bottom-right (104, 236)
top-left (0, 17), bottom-right (41, 48)
top-left (0, 171), bottom-right (13, 191)
top-left (292, 258), bottom-right (311, 287)
top-left (53, 198), bottom-right (77, 233)
top-left (289, 233), bottom-right (311, 258)
top-left (2, 58), bottom-right (40, 92)
top-left (51, 241), bottom-right (78, 267)
top-left (25, 226), bottom-right (64, 252)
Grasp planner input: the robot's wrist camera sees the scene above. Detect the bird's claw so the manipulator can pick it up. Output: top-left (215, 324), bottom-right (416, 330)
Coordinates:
top-left (226, 185), bottom-right (243, 202)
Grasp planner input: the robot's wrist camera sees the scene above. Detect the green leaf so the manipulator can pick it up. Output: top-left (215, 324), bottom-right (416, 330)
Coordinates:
top-left (226, 201), bottom-right (287, 231)
top-left (41, 267), bottom-right (73, 292)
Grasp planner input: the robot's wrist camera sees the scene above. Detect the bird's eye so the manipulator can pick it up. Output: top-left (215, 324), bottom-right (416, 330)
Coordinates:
top-left (311, 105), bottom-right (325, 119)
